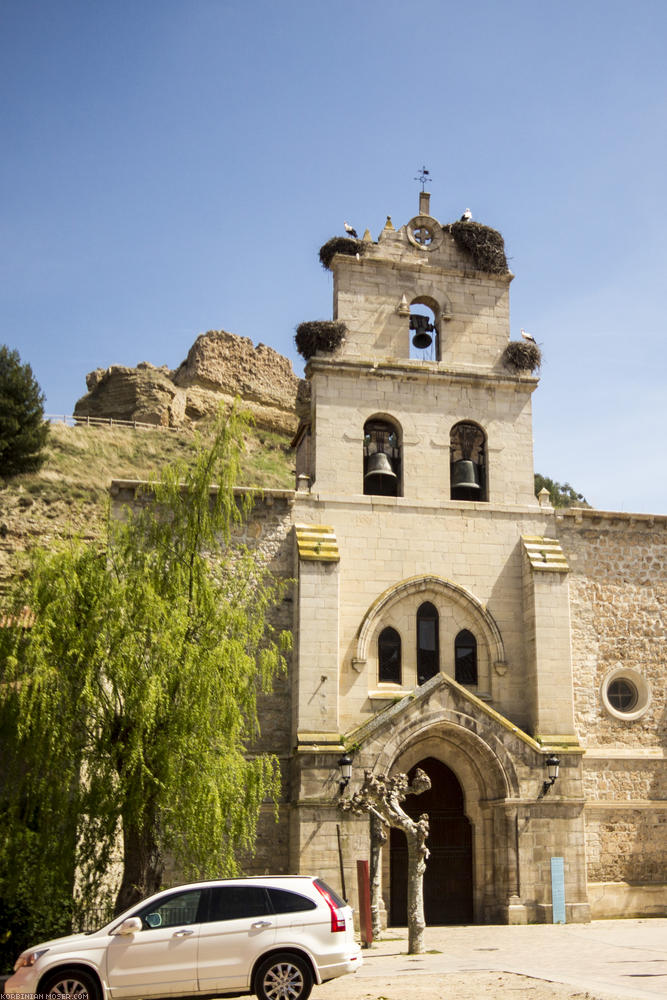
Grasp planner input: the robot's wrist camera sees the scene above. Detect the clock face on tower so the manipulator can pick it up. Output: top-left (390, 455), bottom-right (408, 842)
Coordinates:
top-left (406, 214), bottom-right (443, 251)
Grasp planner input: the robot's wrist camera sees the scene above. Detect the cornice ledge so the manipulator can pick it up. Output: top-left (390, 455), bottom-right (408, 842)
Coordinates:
top-left (306, 356), bottom-right (538, 388)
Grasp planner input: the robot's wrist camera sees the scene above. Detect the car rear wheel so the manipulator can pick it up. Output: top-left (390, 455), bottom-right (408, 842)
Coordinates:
top-left (254, 953), bottom-right (313, 1000)
top-left (41, 967), bottom-right (100, 1000)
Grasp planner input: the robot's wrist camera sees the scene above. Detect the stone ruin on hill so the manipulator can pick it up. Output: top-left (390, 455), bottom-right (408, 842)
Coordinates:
top-left (74, 330), bottom-right (304, 435)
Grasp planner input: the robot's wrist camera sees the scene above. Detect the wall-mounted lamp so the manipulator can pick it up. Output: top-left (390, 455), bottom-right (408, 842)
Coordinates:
top-left (338, 753), bottom-right (353, 795)
top-left (543, 754), bottom-right (560, 795)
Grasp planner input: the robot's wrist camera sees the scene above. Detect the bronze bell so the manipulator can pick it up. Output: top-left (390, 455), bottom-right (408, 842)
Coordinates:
top-left (412, 330), bottom-right (432, 350)
top-left (451, 459), bottom-right (480, 491)
top-left (364, 452), bottom-right (397, 482)
top-left (410, 313), bottom-right (433, 350)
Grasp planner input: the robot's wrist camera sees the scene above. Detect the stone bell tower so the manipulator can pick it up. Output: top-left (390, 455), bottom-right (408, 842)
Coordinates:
top-left (292, 188), bottom-right (577, 742)
top-left (297, 190), bottom-right (538, 508)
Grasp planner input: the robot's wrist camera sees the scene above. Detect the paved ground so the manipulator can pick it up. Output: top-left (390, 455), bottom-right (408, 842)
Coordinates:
top-left (313, 919), bottom-right (667, 1000)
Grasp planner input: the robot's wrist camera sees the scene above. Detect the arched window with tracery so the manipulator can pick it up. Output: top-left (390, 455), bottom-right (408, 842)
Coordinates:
top-left (450, 422), bottom-right (487, 501)
top-left (455, 629), bottom-right (478, 685)
top-left (417, 602), bottom-right (439, 685)
top-left (363, 417), bottom-right (402, 497)
top-left (378, 627), bottom-right (402, 684)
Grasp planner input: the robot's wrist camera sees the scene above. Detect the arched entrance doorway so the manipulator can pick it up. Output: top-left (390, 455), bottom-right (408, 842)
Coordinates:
top-left (390, 757), bottom-right (473, 925)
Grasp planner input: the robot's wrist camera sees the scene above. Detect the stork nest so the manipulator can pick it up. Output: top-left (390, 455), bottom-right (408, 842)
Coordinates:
top-left (295, 320), bottom-right (347, 360)
top-left (319, 236), bottom-right (364, 270)
top-left (502, 340), bottom-right (541, 373)
top-left (446, 221), bottom-right (509, 274)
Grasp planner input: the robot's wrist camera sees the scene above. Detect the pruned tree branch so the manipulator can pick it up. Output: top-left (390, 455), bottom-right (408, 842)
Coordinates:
top-left (340, 768), bottom-right (431, 953)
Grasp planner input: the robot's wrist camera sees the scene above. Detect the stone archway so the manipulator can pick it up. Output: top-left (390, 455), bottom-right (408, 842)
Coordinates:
top-left (372, 699), bottom-right (521, 923)
top-left (390, 756), bottom-right (473, 925)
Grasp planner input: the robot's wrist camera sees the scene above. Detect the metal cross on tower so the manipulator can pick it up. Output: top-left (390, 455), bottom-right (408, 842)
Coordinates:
top-left (414, 165), bottom-right (431, 192)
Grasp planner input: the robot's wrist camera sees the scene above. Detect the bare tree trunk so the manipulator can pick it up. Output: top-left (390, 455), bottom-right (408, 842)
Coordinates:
top-left (406, 829), bottom-right (427, 953)
top-left (114, 812), bottom-right (163, 915)
top-left (340, 768), bottom-right (430, 954)
top-left (370, 813), bottom-right (387, 939)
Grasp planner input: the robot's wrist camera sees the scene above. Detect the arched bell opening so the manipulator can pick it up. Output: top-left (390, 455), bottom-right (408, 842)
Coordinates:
top-left (408, 297), bottom-right (439, 361)
top-left (450, 421), bottom-right (487, 502)
top-left (389, 757), bottom-right (473, 925)
top-left (363, 417), bottom-right (402, 497)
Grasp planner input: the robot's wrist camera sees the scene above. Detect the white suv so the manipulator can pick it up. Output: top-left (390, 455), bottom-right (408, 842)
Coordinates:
top-left (4, 876), bottom-right (362, 1000)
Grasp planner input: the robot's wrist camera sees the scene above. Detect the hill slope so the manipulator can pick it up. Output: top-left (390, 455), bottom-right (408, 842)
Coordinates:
top-left (0, 420), bottom-right (293, 593)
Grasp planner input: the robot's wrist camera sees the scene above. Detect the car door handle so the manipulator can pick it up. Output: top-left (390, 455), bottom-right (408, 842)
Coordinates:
top-left (251, 920), bottom-right (273, 928)
top-left (173, 929), bottom-right (195, 937)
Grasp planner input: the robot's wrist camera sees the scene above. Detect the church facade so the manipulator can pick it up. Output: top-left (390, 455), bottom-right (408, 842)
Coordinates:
top-left (115, 193), bottom-right (666, 924)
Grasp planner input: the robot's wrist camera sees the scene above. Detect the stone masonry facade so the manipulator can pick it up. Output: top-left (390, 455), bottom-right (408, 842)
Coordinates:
top-left (112, 192), bottom-right (665, 925)
top-left (559, 510), bottom-right (666, 913)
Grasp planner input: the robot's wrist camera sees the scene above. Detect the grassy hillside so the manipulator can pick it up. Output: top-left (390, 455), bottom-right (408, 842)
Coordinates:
top-left (0, 420), bottom-right (294, 592)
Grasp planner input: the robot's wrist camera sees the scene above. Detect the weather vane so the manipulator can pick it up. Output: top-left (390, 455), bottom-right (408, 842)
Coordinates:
top-left (414, 165), bottom-right (431, 191)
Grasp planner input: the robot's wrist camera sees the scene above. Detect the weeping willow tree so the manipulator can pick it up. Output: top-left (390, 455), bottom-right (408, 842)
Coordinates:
top-left (0, 404), bottom-right (290, 959)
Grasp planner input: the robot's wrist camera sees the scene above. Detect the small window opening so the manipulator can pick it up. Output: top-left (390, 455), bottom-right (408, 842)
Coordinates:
top-left (409, 301), bottom-right (439, 361)
top-left (378, 627), bottom-right (402, 684)
top-left (417, 602), bottom-right (439, 685)
top-left (607, 678), bottom-right (638, 713)
top-left (363, 418), bottom-right (401, 497)
top-left (455, 629), bottom-right (478, 685)
top-left (450, 422), bottom-right (487, 501)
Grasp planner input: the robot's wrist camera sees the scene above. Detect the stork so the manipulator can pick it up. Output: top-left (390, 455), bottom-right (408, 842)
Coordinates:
top-left (520, 328), bottom-right (536, 343)
top-left (344, 221), bottom-right (358, 238)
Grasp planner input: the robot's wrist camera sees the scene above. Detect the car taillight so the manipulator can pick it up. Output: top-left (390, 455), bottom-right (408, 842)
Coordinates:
top-left (314, 881), bottom-right (346, 932)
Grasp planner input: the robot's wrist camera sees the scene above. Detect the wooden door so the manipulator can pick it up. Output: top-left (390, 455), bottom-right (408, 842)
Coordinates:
top-left (390, 757), bottom-right (473, 925)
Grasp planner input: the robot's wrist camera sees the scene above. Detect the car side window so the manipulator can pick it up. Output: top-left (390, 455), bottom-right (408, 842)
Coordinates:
top-left (139, 889), bottom-right (203, 930)
top-left (207, 885), bottom-right (271, 922)
top-left (267, 888), bottom-right (317, 914)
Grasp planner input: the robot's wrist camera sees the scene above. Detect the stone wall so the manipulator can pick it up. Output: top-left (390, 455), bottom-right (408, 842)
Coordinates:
top-left (558, 509), bottom-right (666, 908)
top-left (558, 509), bottom-right (666, 748)
top-left (584, 808), bottom-right (667, 883)
top-left (291, 492), bottom-right (571, 738)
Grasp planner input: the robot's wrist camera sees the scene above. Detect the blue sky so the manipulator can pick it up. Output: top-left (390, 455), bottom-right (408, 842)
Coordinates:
top-left (2, 0), bottom-right (666, 513)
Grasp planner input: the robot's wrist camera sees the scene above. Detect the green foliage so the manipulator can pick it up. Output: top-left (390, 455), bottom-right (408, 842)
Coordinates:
top-left (534, 473), bottom-right (590, 508)
top-left (0, 404), bottom-right (290, 963)
top-left (0, 346), bottom-right (49, 477)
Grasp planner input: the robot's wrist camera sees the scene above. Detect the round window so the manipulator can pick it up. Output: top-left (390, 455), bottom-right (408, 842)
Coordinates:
top-left (601, 667), bottom-right (650, 721)
top-left (607, 678), bottom-right (638, 713)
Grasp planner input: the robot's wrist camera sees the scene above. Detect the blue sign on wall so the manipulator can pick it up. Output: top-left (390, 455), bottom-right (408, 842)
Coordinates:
top-left (551, 856), bottom-right (566, 924)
